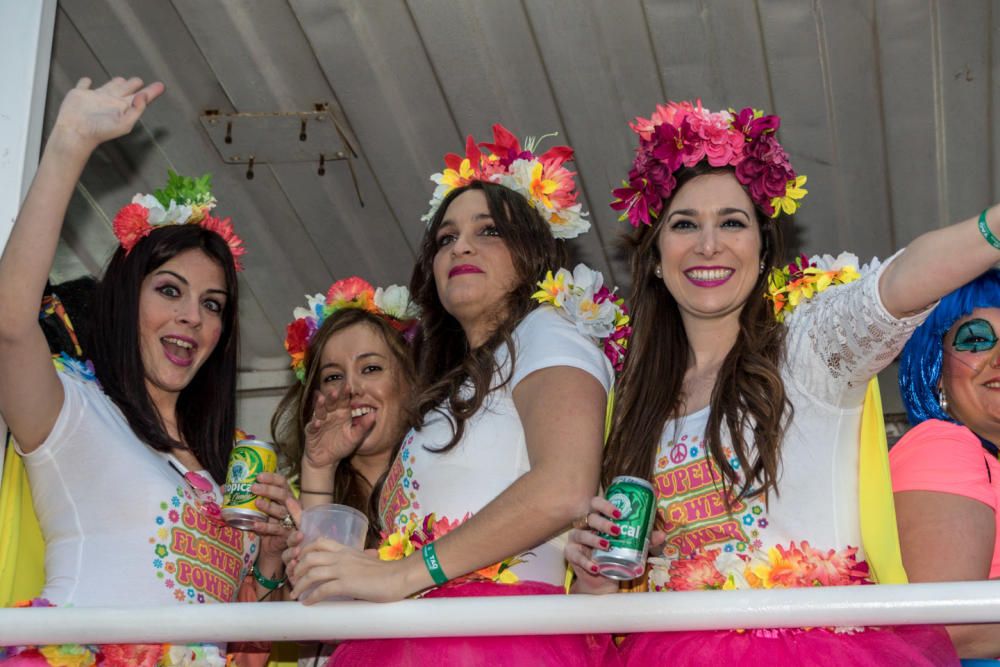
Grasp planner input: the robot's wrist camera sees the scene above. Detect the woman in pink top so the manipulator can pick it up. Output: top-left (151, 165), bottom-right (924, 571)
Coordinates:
top-left (893, 269), bottom-right (1000, 660)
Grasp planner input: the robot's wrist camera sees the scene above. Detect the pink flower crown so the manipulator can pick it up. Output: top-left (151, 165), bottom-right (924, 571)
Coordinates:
top-left (611, 100), bottom-right (808, 227)
top-left (422, 124), bottom-right (590, 240)
top-left (284, 276), bottom-right (421, 383)
top-left (112, 171), bottom-right (246, 271)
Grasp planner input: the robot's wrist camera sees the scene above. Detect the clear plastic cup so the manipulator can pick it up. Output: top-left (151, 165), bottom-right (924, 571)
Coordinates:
top-left (298, 503), bottom-right (369, 602)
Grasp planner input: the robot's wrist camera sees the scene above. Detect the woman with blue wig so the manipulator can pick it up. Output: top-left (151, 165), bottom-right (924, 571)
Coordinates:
top-left (892, 269), bottom-right (1000, 660)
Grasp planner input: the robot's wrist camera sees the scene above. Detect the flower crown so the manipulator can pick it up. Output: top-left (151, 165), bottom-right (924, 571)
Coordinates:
top-left (422, 124), bottom-right (589, 240)
top-left (112, 171), bottom-right (246, 270)
top-left (766, 252), bottom-right (862, 323)
top-left (611, 100), bottom-right (808, 228)
top-left (532, 263), bottom-right (630, 371)
top-left (284, 276), bottom-right (421, 383)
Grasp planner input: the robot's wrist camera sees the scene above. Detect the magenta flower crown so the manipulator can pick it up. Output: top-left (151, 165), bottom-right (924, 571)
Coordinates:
top-left (611, 101), bottom-right (808, 227)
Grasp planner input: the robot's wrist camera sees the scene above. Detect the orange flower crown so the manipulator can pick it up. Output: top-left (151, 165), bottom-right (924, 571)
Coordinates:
top-left (112, 171), bottom-right (246, 271)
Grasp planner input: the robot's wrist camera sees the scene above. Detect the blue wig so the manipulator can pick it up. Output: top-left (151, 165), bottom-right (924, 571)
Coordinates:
top-left (899, 269), bottom-right (1000, 426)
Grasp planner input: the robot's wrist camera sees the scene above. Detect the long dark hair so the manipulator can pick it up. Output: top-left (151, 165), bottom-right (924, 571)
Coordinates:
top-left (410, 181), bottom-right (567, 451)
top-left (87, 224), bottom-right (239, 483)
top-left (604, 165), bottom-right (793, 502)
top-left (271, 308), bottom-right (417, 547)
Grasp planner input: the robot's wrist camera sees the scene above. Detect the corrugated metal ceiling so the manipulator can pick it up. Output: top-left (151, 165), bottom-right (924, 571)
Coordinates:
top-left (45, 0), bottom-right (997, 381)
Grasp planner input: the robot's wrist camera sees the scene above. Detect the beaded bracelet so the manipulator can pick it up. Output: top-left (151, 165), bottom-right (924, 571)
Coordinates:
top-left (421, 541), bottom-right (450, 586)
top-left (978, 209), bottom-right (1000, 251)
top-left (252, 561), bottom-right (286, 591)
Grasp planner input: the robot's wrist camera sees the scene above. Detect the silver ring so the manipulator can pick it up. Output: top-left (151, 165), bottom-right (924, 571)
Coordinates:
top-left (280, 514), bottom-right (296, 530)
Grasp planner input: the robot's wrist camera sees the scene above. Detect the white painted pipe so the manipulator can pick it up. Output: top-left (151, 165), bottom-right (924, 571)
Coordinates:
top-left (1, 581), bottom-right (998, 645)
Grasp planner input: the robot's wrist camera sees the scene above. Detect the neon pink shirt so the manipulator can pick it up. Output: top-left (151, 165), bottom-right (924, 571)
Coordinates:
top-left (890, 419), bottom-right (1000, 578)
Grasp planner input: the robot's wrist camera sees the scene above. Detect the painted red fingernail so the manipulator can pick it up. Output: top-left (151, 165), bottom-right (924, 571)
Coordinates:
top-left (590, 565), bottom-right (598, 574)
top-left (611, 525), bottom-right (622, 536)
top-left (612, 509), bottom-right (622, 519)
top-left (600, 539), bottom-right (609, 549)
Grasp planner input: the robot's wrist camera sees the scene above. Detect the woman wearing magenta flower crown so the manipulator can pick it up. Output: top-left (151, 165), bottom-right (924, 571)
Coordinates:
top-left (0, 78), bottom-right (291, 662)
top-left (283, 125), bottom-right (627, 665)
top-left (561, 100), bottom-right (998, 664)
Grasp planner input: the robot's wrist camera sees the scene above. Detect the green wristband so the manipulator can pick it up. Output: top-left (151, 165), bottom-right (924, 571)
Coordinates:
top-left (978, 209), bottom-right (1000, 251)
top-left (252, 560), bottom-right (285, 591)
top-left (421, 541), bottom-right (450, 586)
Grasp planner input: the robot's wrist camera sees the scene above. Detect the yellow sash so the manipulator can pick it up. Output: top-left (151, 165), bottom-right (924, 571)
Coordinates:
top-left (0, 435), bottom-right (46, 606)
top-left (858, 377), bottom-right (908, 584)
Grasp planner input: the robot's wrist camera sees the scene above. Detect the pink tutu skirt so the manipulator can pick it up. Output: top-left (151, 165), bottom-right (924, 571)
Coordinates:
top-left (328, 580), bottom-right (621, 667)
top-left (618, 625), bottom-right (958, 666)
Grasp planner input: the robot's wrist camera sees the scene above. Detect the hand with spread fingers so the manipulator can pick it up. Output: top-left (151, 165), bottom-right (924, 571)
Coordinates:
top-left (53, 76), bottom-right (164, 152)
top-left (303, 389), bottom-right (375, 471)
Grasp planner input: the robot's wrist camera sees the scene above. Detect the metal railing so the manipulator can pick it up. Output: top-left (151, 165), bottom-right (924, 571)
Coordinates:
top-left (2, 580), bottom-right (999, 645)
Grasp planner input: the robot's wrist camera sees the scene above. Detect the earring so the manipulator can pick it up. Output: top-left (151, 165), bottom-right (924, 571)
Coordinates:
top-left (759, 260), bottom-right (767, 274)
top-left (938, 387), bottom-right (948, 413)
top-left (654, 265), bottom-right (662, 278)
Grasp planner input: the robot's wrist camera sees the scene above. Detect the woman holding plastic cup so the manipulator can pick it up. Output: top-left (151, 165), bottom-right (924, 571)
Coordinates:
top-left (284, 126), bottom-right (626, 665)
top-left (268, 277), bottom-right (419, 549)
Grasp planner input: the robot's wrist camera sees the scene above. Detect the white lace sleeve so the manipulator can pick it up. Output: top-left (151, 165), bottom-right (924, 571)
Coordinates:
top-left (782, 251), bottom-right (934, 408)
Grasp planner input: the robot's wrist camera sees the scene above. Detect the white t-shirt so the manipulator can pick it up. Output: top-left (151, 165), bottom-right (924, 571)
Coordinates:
top-left (378, 306), bottom-right (613, 587)
top-left (648, 255), bottom-right (932, 590)
top-left (16, 364), bottom-right (256, 607)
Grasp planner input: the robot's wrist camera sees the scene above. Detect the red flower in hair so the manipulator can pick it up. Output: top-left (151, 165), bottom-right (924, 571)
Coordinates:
top-left (199, 215), bottom-right (246, 271)
top-left (284, 318), bottom-right (314, 356)
top-left (112, 203), bottom-right (152, 253)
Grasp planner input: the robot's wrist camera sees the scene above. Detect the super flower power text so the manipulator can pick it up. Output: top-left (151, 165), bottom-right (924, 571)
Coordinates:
top-left (611, 100), bottom-right (808, 227)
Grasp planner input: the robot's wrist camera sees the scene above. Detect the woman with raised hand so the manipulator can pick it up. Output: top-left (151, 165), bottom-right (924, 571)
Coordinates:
top-left (892, 270), bottom-right (1000, 660)
top-left (563, 100), bottom-right (985, 664)
top-left (285, 126), bottom-right (627, 666)
top-left (0, 77), bottom-right (291, 663)
top-left (269, 277), bottom-right (420, 544)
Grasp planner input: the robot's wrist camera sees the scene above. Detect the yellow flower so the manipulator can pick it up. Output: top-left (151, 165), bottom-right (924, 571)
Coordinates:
top-left (528, 162), bottom-right (558, 209)
top-left (39, 644), bottom-right (97, 667)
top-left (532, 270), bottom-right (567, 307)
top-left (378, 531), bottom-right (415, 561)
top-left (771, 175), bottom-right (808, 216)
top-left (441, 158), bottom-right (475, 189)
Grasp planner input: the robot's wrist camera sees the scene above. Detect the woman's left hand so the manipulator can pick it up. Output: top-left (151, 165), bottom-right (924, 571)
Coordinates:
top-left (250, 471), bottom-right (300, 560)
top-left (290, 538), bottom-right (413, 604)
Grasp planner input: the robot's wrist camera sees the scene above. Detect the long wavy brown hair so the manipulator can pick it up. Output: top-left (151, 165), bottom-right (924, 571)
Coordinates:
top-left (604, 165), bottom-right (793, 502)
top-left (409, 181), bottom-right (567, 452)
top-left (271, 308), bottom-right (417, 546)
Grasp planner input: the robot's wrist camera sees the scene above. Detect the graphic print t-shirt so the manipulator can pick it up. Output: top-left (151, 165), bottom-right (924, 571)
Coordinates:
top-left (647, 254), bottom-right (933, 591)
top-left (378, 306), bottom-right (613, 587)
top-left (17, 367), bottom-right (255, 606)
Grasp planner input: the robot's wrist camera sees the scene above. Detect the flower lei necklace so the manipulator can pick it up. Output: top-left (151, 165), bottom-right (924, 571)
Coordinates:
top-left (532, 263), bottom-right (630, 371)
top-left (283, 276), bottom-right (420, 383)
top-left (612, 100), bottom-right (808, 227)
top-left (112, 171), bottom-right (246, 271)
top-left (766, 252), bottom-right (864, 322)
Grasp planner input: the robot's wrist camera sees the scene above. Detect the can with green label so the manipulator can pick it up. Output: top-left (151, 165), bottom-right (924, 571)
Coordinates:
top-left (222, 439), bottom-right (278, 530)
top-left (592, 475), bottom-right (656, 580)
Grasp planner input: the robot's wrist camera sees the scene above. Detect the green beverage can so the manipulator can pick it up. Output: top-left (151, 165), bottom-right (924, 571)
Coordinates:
top-left (592, 475), bottom-right (656, 580)
top-left (222, 439), bottom-right (278, 530)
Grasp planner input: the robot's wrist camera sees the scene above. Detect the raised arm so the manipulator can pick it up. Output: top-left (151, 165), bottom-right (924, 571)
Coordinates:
top-left (0, 76), bottom-right (163, 452)
top-left (879, 205), bottom-right (1000, 318)
top-left (290, 365), bottom-right (606, 602)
